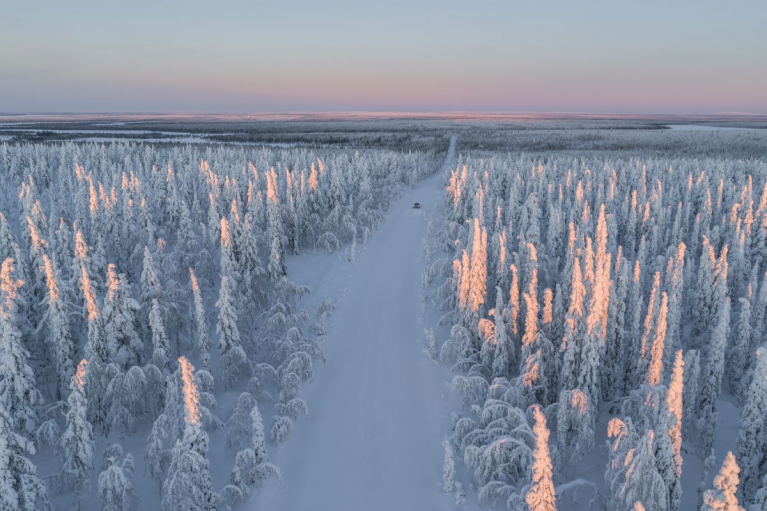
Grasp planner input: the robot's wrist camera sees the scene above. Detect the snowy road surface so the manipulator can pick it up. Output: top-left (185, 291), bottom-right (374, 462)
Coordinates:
top-left (256, 138), bottom-right (457, 510)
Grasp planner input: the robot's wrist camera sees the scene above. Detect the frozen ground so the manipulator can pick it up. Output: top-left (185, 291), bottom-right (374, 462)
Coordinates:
top-left (255, 138), bottom-right (460, 511)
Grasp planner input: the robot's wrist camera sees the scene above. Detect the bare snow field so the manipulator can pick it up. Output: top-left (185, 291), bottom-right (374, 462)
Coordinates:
top-left (2, 118), bottom-right (767, 511)
top-left (665, 124), bottom-right (763, 131)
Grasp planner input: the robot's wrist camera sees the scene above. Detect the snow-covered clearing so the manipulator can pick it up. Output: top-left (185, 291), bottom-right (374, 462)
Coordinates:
top-left (256, 137), bottom-right (458, 510)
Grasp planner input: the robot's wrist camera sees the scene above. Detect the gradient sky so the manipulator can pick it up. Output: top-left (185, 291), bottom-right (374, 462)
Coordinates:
top-left (2, 0), bottom-right (766, 114)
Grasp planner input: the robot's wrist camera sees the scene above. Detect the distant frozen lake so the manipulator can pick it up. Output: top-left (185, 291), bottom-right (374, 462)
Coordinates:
top-left (666, 124), bottom-right (757, 131)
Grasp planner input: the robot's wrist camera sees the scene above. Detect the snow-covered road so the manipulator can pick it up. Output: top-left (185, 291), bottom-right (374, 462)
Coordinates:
top-left (256, 137), bottom-right (457, 510)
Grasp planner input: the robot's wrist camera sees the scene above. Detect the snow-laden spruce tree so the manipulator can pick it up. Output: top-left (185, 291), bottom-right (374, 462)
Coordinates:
top-left (490, 287), bottom-right (513, 378)
top-left (102, 264), bottom-right (143, 371)
top-left (0, 212), bottom-right (20, 264)
top-left (701, 451), bottom-right (745, 511)
top-left (266, 169), bottom-right (287, 283)
top-left (698, 297), bottom-right (731, 457)
top-left (226, 392), bottom-right (257, 452)
top-left (149, 298), bottom-right (170, 373)
top-left (162, 357), bottom-right (216, 511)
top-left (216, 275), bottom-right (247, 390)
top-left (556, 388), bottom-right (595, 470)
top-left (98, 445), bottom-right (139, 511)
top-left (42, 253), bottom-right (75, 399)
top-left (667, 350), bottom-right (684, 486)
top-left (78, 264), bottom-right (111, 431)
top-left (645, 292), bottom-right (669, 388)
top-left (238, 217), bottom-right (265, 304)
top-left (736, 345), bottom-right (767, 501)
top-left (525, 405), bottom-right (556, 511)
top-left (219, 216), bottom-right (239, 281)
top-left (606, 421), bottom-right (667, 511)
top-left (728, 296), bottom-right (752, 399)
top-left (0, 258), bottom-right (43, 437)
top-left (105, 365), bottom-right (146, 439)
top-left (468, 218), bottom-right (488, 320)
top-left (189, 268), bottom-right (211, 373)
top-left (560, 257), bottom-right (587, 392)
top-left (223, 400), bottom-right (281, 505)
top-left (141, 245), bottom-right (163, 307)
top-left (603, 253), bottom-right (630, 401)
top-left (664, 243), bottom-right (686, 374)
top-left (0, 394), bottom-right (50, 510)
top-left (60, 359), bottom-right (94, 506)
top-left (635, 271), bottom-right (661, 388)
top-left (71, 228), bottom-right (102, 302)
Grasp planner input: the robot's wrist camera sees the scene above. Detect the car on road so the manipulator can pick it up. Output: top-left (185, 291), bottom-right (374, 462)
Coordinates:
top-left (413, 202), bottom-right (420, 209)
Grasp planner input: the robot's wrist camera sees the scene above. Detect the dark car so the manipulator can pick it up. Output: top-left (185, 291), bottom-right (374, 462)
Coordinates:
top-left (413, 202), bottom-right (420, 209)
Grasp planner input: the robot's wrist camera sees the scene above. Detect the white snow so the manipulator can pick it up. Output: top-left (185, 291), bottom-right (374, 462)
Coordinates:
top-left (665, 124), bottom-right (758, 131)
top-left (256, 138), bottom-right (459, 511)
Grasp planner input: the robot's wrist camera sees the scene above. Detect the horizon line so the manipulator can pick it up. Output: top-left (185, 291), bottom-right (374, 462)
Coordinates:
top-left (2, 110), bottom-right (767, 120)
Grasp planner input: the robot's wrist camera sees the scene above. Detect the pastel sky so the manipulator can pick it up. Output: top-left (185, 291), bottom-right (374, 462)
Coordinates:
top-left (2, 0), bottom-right (766, 114)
